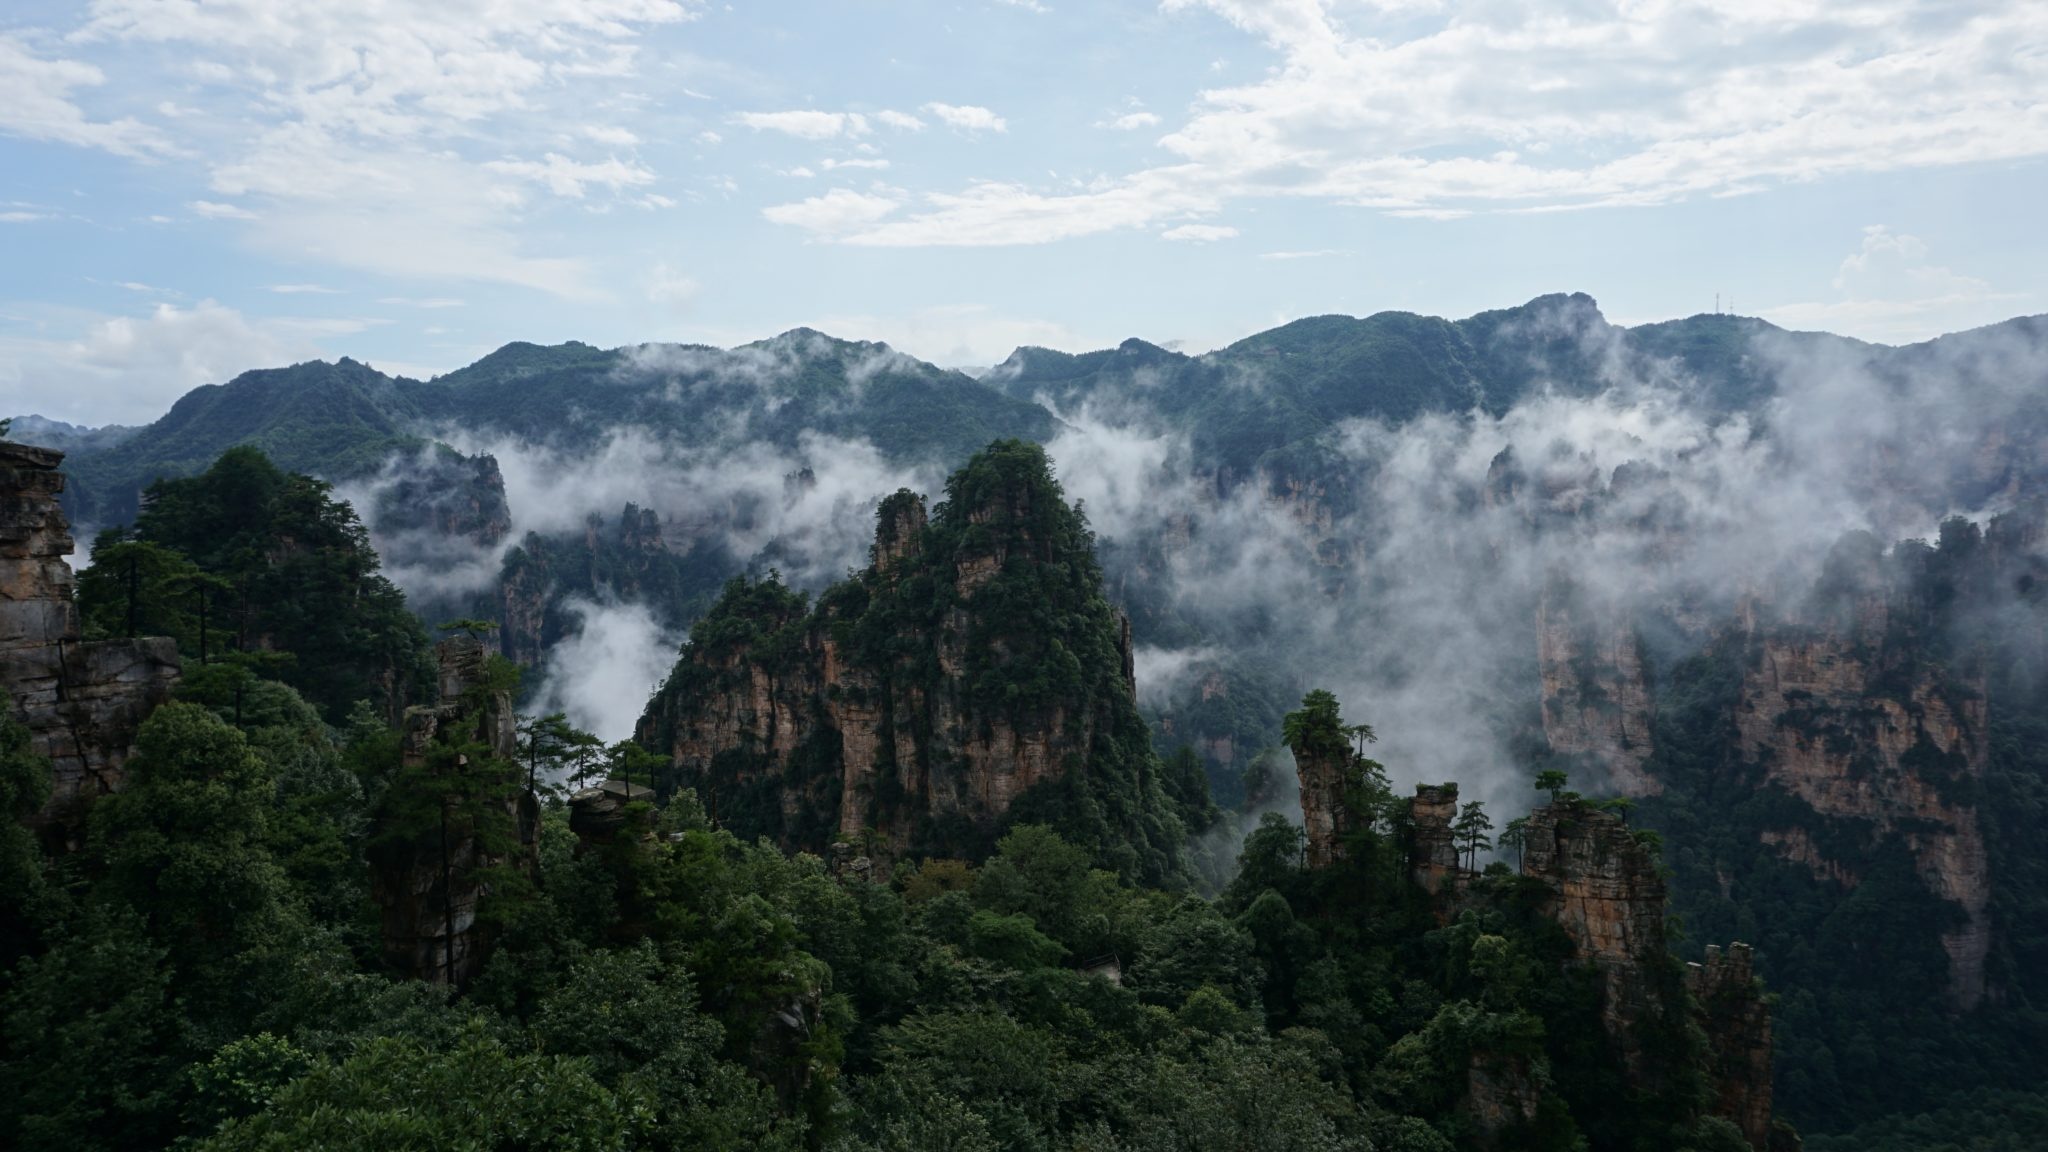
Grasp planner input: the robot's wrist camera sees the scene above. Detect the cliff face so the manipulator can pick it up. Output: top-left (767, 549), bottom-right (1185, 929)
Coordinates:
top-left (637, 444), bottom-right (1191, 879)
top-left (1536, 586), bottom-right (1660, 796)
top-left (1521, 799), bottom-right (1778, 1148)
top-left (1293, 740), bottom-right (1363, 869)
top-left (0, 442), bottom-right (179, 847)
top-left (496, 502), bottom-right (697, 669)
top-left (1522, 800), bottom-right (1671, 1054)
top-left (1409, 782), bottom-right (1462, 895)
top-left (1688, 943), bottom-right (1775, 1151)
top-left (372, 448), bottom-right (510, 549)
top-left (1734, 594), bottom-right (1990, 1009)
top-left (370, 635), bottom-right (539, 986)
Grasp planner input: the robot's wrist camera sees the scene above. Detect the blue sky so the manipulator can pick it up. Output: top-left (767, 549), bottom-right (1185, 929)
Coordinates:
top-left (3, 0), bottom-right (2044, 425)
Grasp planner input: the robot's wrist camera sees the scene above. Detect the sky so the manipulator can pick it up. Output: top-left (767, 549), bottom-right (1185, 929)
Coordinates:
top-left (2, 0), bottom-right (2045, 426)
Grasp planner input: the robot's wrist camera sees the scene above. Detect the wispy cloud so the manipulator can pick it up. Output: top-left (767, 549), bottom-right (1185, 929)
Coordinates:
top-left (923, 102), bottom-right (1007, 133)
top-left (737, 110), bottom-right (870, 139)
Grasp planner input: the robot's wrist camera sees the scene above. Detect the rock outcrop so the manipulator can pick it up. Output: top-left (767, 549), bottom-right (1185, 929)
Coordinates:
top-left (569, 779), bottom-right (657, 854)
top-left (496, 502), bottom-right (682, 669)
top-left (1410, 783), bottom-right (1463, 895)
top-left (0, 442), bottom-right (178, 847)
top-left (370, 635), bottom-right (539, 986)
top-left (1734, 569), bottom-right (1990, 1008)
top-left (371, 447), bottom-right (511, 549)
top-left (636, 444), bottom-right (1189, 878)
top-left (1293, 739), bottom-right (1364, 870)
top-left (1521, 799), bottom-right (1671, 1058)
top-left (1688, 943), bottom-right (1775, 1151)
top-left (1536, 586), bottom-right (1660, 796)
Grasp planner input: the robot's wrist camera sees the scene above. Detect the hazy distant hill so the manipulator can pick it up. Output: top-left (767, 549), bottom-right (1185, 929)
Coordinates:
top-left (45, 331), bottom-right (1056, 526)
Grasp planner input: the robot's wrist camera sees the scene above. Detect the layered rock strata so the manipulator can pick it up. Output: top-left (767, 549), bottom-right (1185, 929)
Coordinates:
top-left (1536, 586), bottom-right (1659, 796)
top-left (1521, 800), bottom-right (1671, 1057)
top-left (0, 442), bottom-right (178, 847)
top-left (1688, 943), bottom-right (1774, 1151)
top-left (1410, 783), bottom-right (1462, 895)
top-left (1735, 602), bottom-right (1990, 1009)
top-left (637, 453), bottom-right (1165, 871)
top-left (371, 635), bottom-right (539, 986)
top-left (1293, 740), bottom-right (1363, 869)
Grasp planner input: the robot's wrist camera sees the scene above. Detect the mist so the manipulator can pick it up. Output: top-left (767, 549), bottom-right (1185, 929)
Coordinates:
top-left (529, 598), bottom-right (683, 742)
top-left (1041, 318), bottom-right (2048, 827)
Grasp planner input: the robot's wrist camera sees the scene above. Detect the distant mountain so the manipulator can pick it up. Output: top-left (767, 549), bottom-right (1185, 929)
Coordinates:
top-left (48, 331), bottom-right (1057, 526)
top-left (2, 415), bottom-right (141, 457)
top-left (42, 294), bottom-right (2040, 528)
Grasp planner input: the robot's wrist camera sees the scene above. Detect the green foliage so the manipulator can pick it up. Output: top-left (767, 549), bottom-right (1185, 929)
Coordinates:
top-left (645, 441), bottom-right (1205, 886)
top-left (0, 696), bottom-right (51, 964)
top-left (197, 1025), bottom-right (655, 1151)
top-left (75, 445), bottom-right (433, 722)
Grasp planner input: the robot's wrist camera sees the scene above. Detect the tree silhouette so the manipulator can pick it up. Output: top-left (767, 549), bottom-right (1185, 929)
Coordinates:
top-left (1452, 800), bottom-right (1494, 872)
top-left (1500, 816), bottom-right (1530, 874)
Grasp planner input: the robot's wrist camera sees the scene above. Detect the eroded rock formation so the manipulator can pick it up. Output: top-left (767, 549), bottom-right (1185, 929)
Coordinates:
top-left (637, 449), bottom-right (1183, 876)
top-left (1536, 586), bottom-right (1660, 796)
top-left (1410, 783), bottom-right (1462, 896)
top-left (1688, 943), bottom-right (1775, 1151)
top-left (1734, 585), bottom-right (1990, 1009)
top-left (370, 635), bottom-right (539, 986)
top-left (1293, 738), bottom-right (1363, 870)
top-left (1521, 799), bottom-right (1671, 1056)
top-left (0, 442), bottom-right (178, 847)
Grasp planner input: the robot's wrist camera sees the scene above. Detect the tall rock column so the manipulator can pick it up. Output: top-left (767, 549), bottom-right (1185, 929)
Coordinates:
top-left (1688, 943), bottom-right (1775, 1151)
top-left (371, 635), bottom-right (539, 987)
top-left (1293, 741), bottom-right (1361, 869)
top-left (0, 442), bottom-right (178, 847)
top-left (1410, 783), bottom-right (1462, 895)
top-left (1522, 800), bottom-right (1670, 1061)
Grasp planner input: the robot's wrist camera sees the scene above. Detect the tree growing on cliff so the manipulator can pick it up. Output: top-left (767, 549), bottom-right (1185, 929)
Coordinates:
top-left (1452, 800), bottom-right (1493, 872)
top-left (76, 446), bottom-right (434, 722)
top-left (1535, 769), bottom-right (1569, 804)
top-left (1499, 816), bottom-right (1529, 873)
top-left (1281, 689), bottom-right (1375, 760)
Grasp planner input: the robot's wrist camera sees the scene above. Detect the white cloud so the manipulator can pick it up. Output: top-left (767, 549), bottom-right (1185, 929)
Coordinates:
top-left (766, 0), bottom-right (2048, 245)
top-left (821, 157), bottom-right (890, 171)
top-left (923, 102), bottom-right (1007, 133)
top-left (1761, 225), bottom-right (2028, 344)
top-left (832, 169), bottom-right (1219, 247)
top-left (65, 0), bottom-right (695, 294)
top-left (485, 153), bottom-right (656, 197)
top-left (761, 188), bottom-right (902, 236)
top-left (1161, 223), bottom-right (1237, 242)
top-left (210, 129), bottom-right (604, 298)
top-left (647, 261), bottom-right (699, 311)
top-left (736, 110), bottom-right (870, 139)
top-left (268, 283), bottom-right (340, 294)
top-left (992, 0), bottom-right (1049, 12)
top-left (377, 296), bottom-right (465, 308)
top-left (0, 35), bottom-right (176, 159)
top-left (1259, 248), bottom-right (1343, 260)
top-left (696, 129), bottom-right (723, 145)
top-left (876, 110), bottom-right (926, 131)
top-left (190, 199), bottom-right (256, 220)
top-left (0, 211), bottom-right (48, 223)
top-left (0, 301), bottom-right (308, 424)
top-left (531, 599), bottom-right (683, 742)
top-left (1104, 111), bottom-right (1161, 131)
top-left (581, 125), bottom-right (640, 146)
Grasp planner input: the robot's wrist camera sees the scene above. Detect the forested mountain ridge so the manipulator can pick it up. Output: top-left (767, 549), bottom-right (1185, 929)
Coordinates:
top-left (636, 441), bottom-right (1214, 887)
top-left (0, 437), bottom-right (1792, 1151)
top-left (50, 331), bottom-right (1056, 528)
top-left (11, 294), bottom-right (2048, 1146)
